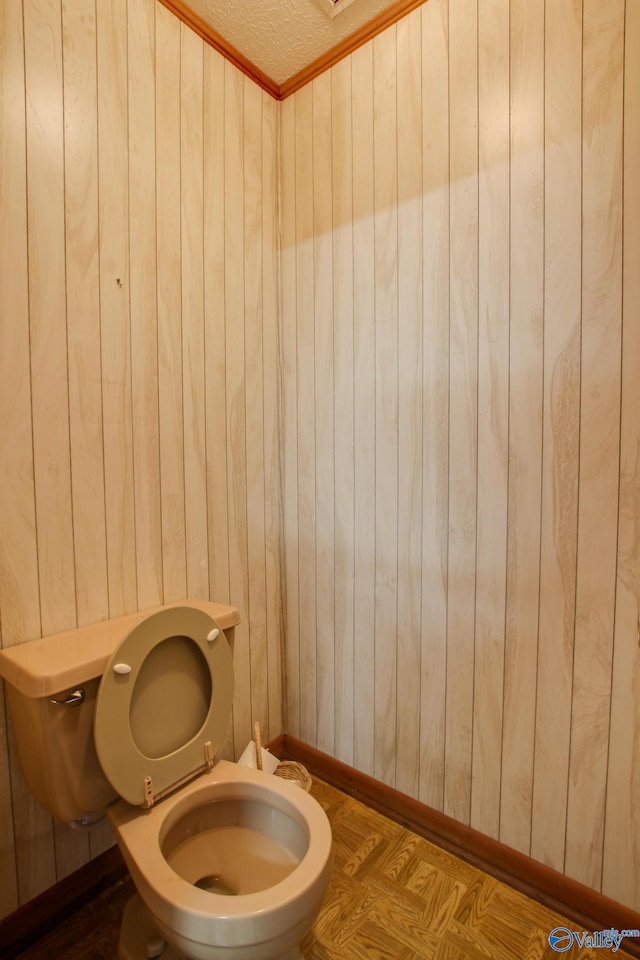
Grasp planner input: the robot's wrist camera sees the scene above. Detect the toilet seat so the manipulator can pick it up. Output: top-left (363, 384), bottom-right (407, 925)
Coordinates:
top-left (94, 606), bottom-right (233, 808)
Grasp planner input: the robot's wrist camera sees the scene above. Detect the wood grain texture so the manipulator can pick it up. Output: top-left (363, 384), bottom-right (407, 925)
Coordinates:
top-left (501, 0), bottom-right (544, 855)
top-left (0, 0), bottom-right (42, 917)
top-left (279, 93), bottom-right (301, 739)
top-left (63, 0), bottom-right (109, 627)
top-left (396, 8), bottom-right (423, 800)
top-left (472, 0), bottom-right (509, 841)
top-left (445, 0), bottom-right (478, 826)
top-left (279, 0), bottom-right (430, 98)
top-left (531, 0), bottom-right (582, 875)
top-left (1, 0), bottom-right (282, 916)
top-left (331, 55), bottom-right (355, 768)
top-left (156, 3), bottom-right (187, 603)
top-left (8, 777), bottom-right (638, 960)
top-left (181, 23), bottom-right (208, 602)
top-left (565, 0), bottom-right (624, 890)
top-left (18, 0), bottom-right (76, 901)
top-left (203, 46), bottom-right (229, 610)
top-left (25, 0), bottom-right (76, 637)
top-left (418, 0), bottom-right (449, 814)
top-left (603, 0), bottom-right (640, 909)
top-left (261, 91), bottom-right (283, 739)
top-left (97, 0), bottom-right (137, 618)
top-left (0, 845), bottom-right (126, 960)
top-left (157, 0), bottom-right (278, 97)
top-left (0, 0), bottom-right (40, 654)
top-left (350, 40), bottom-right (376, 778)
top-left (286, 738), bottom-right (640, 952)
top-left (155, 8), bottom-right (187, 600)
top-left (223, 63), bottom-right (251, 752)
top-left (372, 25), bottom-right (399, 789)
top-left (244, 76), bottom-right (268, 729)
top-left (281, 0), bottom-right (637, 912)
top-left (161, 0), bottom-right (433, 101)
top-left (313, 70), bottom-right (336, 759)
top-left (294, 81), bottom-right (317, 746)
top-left (0, 0), bottom-right (41, 653)
top-left (129, 0), bottom-right (163, 611)
top-left (1, 0), bottom-right (637, 923)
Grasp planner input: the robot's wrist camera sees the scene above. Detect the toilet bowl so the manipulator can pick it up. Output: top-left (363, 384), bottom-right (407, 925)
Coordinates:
top-left (0, 600), bottom-right (332, 960)
top-left (110, 760), bottom-right (332, 960)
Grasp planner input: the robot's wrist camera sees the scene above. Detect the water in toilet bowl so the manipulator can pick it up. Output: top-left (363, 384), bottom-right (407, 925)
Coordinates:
top-left (161, 795), bottom-right (309, 897)
top-left (168, 822), bottom-right (301, 895)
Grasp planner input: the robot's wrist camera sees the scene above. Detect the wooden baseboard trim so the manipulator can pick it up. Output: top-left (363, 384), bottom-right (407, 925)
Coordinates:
top-left (0, 845), bottom-right (126, 959)
top-left (280, 735), bottom-right (640, 957)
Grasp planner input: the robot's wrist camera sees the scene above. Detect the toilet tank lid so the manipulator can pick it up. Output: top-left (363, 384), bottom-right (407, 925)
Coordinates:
top-left (0, 600), bottom-right (240, 698)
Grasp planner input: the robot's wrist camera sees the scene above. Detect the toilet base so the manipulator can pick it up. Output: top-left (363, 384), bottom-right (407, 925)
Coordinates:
top-left (118, 892), bottom-right (304, 960)
top-left (118, 893), bottom-right (179, 960)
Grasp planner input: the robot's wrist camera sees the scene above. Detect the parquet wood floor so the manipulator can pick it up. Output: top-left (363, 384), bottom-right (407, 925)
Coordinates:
top-left (303, 779), bottom-right (636, 960)
top-left (12, 777), bottom-right (636, 960)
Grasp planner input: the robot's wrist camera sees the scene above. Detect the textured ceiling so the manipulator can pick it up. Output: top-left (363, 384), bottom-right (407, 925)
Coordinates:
top-left (183, 0), bottom-right (399, 85)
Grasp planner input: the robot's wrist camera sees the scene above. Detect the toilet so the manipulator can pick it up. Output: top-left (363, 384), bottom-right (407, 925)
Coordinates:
top-left (0, 600), bottom-right (332, 960)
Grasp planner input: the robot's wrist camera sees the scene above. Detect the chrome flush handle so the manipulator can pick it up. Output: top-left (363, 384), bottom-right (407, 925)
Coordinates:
top-left (50, 689), bottom-right (85, 707)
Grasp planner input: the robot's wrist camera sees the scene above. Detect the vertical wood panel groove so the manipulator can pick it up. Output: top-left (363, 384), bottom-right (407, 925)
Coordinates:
top-left (1, 0), bottom-right (637, 920)
top-left (372, 25), bottom-right (398, 789)
top-left (2, 0), bottom-right (282, 913)
top-left (350, 41), bottom-right (375, 777)
top-left (566, 0), bottom-right (624, 891)
top-left (531, 0), bottom-right (582, 878)
top-left (602, 0), bottom-right (640, 909)
top-left (282, 0), bottom-right (636, 912)
top-left (501, 0), bottom-right (544, 858)
top-left (63, 0), bottom-right (109, 629)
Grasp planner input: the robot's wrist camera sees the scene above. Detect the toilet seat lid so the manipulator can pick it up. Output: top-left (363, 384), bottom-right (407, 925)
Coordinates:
top-left (94, 606), bottom-right (233, 807)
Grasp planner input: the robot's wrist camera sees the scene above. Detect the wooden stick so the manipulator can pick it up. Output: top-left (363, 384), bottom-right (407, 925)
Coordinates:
top-left (254, 721), bottom-right (263, 770)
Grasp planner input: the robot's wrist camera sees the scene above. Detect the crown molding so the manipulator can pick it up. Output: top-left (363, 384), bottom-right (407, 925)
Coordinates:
top-left (157, 0), bottom-right (281, 98)
top-left (279, 0), bottom-right (428, 97)
top-left (157, 0), bottom-right (429, 100)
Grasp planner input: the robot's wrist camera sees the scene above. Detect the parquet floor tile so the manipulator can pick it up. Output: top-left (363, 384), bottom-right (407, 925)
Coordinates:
top-left (11, 775), bottom-right (637, 960)
top-left (302, 779), bottom-right (636, 960)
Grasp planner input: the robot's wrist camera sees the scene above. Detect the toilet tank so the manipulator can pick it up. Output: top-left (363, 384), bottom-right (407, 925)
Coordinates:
top-left (0, 600), bottom-right (240, 824)
top-left (5, 675), bottom-right (116, 824)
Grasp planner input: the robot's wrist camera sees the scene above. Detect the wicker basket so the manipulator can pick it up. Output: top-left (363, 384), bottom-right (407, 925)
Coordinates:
top-left (274, 760), bottom-right (312, 792)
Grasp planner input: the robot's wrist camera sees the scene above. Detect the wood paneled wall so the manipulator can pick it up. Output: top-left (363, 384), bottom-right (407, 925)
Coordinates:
top-left (280, 0), bottom-right (640, 911)
top-left (1, 0), bottom-right (638, 925)
top-left (0, 0), bottom-right (281, 916)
